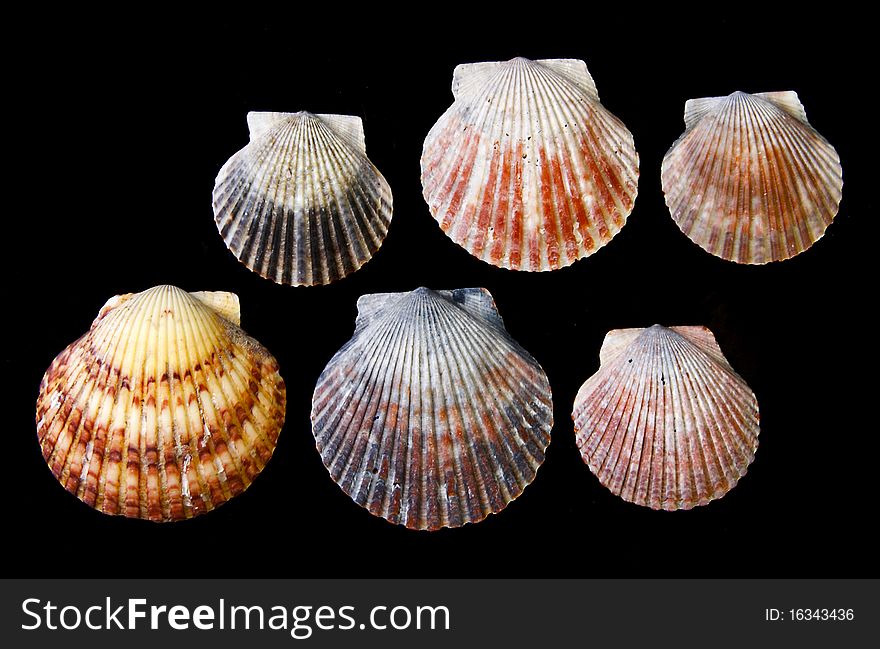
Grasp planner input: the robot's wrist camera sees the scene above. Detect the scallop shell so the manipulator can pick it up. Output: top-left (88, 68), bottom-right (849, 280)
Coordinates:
top-left (572, 325), bottom-right (759, 510)
top-left (35, 285), bottom-right (286, 521)
top-left (311, 287), bottom-right (553, 530)
top-left (213, 111), bottom-right (393, 285)
top-left (421, 57), bottom-right (639, 271)
top-left (661, 91), bottom-right (843, 264)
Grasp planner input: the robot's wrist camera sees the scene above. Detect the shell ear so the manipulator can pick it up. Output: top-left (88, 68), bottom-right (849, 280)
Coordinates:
top-left (683, 97), bottom-right (724, 129)
top-left (538, 59), bottom-right (598, 100)
top-left (96, 293), bottom-right (134, 320)
top-left (598, 328), bottom-right (644, 366)
top-left (246, 112), bottom-right (291, 139)
top-left (354, 292), bottom-right (400, 332)
top-left (447, 288), bottom-right (505, 332)
top-left (452, 61), bottom-right (506, 99)
top-left (191, 291), bottom-right (241, 325)
top-left (318, 114), bottom-right (366, 153)
top-left (755, 91), bottom-right (809, 124)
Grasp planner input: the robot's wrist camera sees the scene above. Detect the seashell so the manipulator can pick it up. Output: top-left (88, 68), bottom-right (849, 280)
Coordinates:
top-left (311, 287), bottom-right (553, 530)
top-left (421, 57), bottom-right (639, 271)
top-left (35, 285), bottom-right (286, 521)
top-left (213, 111), bottom-right (393, 285)
top-left (572, 325), bottom-right (759, 510)
top-left (661, 91), bottom-right (843, 264)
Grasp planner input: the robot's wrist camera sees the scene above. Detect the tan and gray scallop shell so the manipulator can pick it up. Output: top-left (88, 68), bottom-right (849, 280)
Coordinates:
top-left (661, 91), bottom-right (842, 263)
top-left (311, 287), bottom-right (553, 530)
top-left (213, 111), bottom-right (393, 285)
top-left (572, 325), bottom-right (759, 510)
top-left (421, 57), bottom-right (639, 271)
top-left (35, 285), bottom-right (286, 521)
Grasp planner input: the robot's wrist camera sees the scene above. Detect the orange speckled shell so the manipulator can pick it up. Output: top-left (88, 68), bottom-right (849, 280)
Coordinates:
top-left (421, 57), bottom-right (639, 271)
top-left (661, 91), bottom-right (843, 264)
top-left (311, 287), bottom-right (553, 530)
top-left (572, 325), bottom-right (759, 510)
top-left (35, 285), bottom-right (286, 521)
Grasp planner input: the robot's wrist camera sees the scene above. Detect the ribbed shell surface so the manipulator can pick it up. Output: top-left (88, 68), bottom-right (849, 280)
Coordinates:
top-left (213, 111), bottom-right (393, 285)
top-left (572, 325), bottom-right (759, 510)
top-left (311, 287), bottom-right (553, 530)
top-left (661, 91), bottom-right (842, 264)
top-left (421, 57), bottom-right (639, 271)
top-left (35, 285), bottom-right (286, 521)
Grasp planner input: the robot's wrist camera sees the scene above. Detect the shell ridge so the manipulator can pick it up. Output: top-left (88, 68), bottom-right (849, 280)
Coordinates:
top-left (590, 329), bottom-right (647, 496)
top-left (367, 296), bottom-right (423, 523)
top-left (321, 301), bottom-right (410, 492)
top-left (668, 333), bottom-right (754, 490)
top-left (669, 334), bottom-right (736, 504)
top-left (176, 290), bottom-right (225, 513)
top-left (536, 67), bottom-right (636, 258)
top-left (432, 301), bottom-right (516, 514)
top-left (452, 65), bottom-right (514, 252)
top-left (430, 306), bottom-right (491, 524)
top-left (467, 62), bottom-right (519, 258)
top-left (532, 68), bottom-right (574, 268)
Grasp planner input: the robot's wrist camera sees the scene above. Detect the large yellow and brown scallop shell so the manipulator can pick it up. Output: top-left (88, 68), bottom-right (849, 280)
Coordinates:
top-left (661, 91), bottom-right (843, 263)
top-left (572, 325), bottom-right (759, 510)
top-left (311, 287), bottom-right (553, 530)
top-left (421, 57), bottom-right (639, 271)
top-left (35, 285), bottom-right (286, 521)
top-left (213, 111), bottom-right (393, 285)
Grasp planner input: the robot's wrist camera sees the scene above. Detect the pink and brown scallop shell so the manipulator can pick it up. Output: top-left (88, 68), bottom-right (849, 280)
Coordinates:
top-left (213, 111), bottom-right (393, 285)
top-left (661, 91), bottom-right (843, 264)
top-left (311, 287), bottom-right (553, 530)
top-left (572, 325), bottom-right (759, 510)
top-left (35, 285), bottom-right (286, 521)
top-left (421, 57), bottom-right (639, 271)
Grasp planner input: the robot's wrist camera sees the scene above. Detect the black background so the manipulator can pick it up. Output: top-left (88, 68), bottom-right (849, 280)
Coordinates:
top-left (7, 14), bottom-right (874, 576)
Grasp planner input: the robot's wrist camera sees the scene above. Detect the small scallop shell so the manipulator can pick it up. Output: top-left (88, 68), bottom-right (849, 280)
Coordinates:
top-left (35, 285), bottom-right (286, 521)
top-left (311, 287), bottom-right (553, 530)
top-left (213, 111), bottom-right (393, 285)
top-left (661, 91), bottom-right (843, 264)
top-left (421, 57), bottom-right (639, 271)
top-left (572, 325), bottom-right (759, 510)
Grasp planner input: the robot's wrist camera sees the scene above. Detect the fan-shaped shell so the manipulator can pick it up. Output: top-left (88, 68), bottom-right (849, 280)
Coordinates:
top-left (311, 287), bottom-right (553, 530)
top-left (572, 325), bottom-right (759, 510)
top-left (421, 57), bottom-right (639, 271)
top-left (661, 91), bottom-right (842, 264)
top-left (213, 111), bottom-right (393, 285)
top-left (35, 285), bottom-right (286, 521)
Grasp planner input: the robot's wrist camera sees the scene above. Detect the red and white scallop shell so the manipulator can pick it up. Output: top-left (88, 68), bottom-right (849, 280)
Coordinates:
top-left (661, 91), bottom-right (843, 264)
top-left (572, 325), bottom-right (759, 510)
top-left (213, 112), bottom-right (393, 285)
top-left (311, 287), bottom-right (553, 530)
top-left (35, 285), bottom-right (286, 521)
top-left (421, 57), bottom-right (639, 271)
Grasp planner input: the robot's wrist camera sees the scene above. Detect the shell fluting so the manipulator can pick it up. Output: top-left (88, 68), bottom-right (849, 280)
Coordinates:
top-left (35, 285), bottom-right (287, 521)
top-left (661, 91), bottom-right (843, 264)
top-left (213, 111), bottom-right (393, 286)
top-left (572, 325), bottom-right (759, 510)
top-left (420, 57), bottom-right (639, 271)
top-left (311, 287), bottom-right (553, 530)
